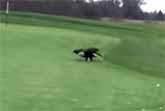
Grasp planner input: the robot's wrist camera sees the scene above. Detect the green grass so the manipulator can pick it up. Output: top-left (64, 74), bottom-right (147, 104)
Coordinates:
top-left (0, 12), bottom-right (165, 111)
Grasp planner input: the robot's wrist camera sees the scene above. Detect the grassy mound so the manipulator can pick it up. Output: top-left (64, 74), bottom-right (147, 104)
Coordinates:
top-left (105, 37), bottom-right (165, 77)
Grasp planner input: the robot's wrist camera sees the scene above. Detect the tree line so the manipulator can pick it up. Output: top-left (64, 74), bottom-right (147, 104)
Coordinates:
top-left (0, 0), bottom-right (164, 21)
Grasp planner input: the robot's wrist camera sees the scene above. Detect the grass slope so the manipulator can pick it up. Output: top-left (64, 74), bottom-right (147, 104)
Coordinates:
top-left (0, 12), bottom-right (165, 111)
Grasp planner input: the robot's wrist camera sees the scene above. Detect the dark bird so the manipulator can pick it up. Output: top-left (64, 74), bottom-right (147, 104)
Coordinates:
top-left (73, 47), bottom-right (103, 61)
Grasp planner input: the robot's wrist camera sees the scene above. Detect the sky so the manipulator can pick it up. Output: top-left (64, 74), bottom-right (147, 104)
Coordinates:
top-left (141, 0), bottom-right (165, 13)
top-left (91, 0), bottom-right (165, 13)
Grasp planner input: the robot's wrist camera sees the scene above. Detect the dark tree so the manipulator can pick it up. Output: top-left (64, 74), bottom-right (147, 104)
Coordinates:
top-left (122, 0), bottom-right (144, 19)
top-left (156, 10), bottom-right (164, 21)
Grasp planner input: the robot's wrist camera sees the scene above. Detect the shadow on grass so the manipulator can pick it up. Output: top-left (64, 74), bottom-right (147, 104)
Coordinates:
top-left (73, 58), bottom-right (103, 63)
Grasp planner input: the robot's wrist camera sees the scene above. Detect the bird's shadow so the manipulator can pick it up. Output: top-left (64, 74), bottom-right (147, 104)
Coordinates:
top-left (73, 58), bottom-right (103, 63)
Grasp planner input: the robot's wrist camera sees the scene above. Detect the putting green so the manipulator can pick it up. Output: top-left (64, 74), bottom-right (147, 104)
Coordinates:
top-left (0, 12), bottom-right (165, 111)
